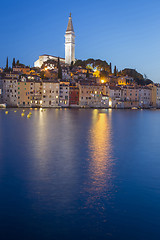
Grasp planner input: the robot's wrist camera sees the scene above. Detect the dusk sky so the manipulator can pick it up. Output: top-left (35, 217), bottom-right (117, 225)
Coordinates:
top-left (0, 0), bottom-right (160, 82)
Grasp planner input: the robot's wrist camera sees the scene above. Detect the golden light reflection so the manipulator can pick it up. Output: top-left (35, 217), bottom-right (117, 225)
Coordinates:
top-left (86, 111), bottom-right (114, 205)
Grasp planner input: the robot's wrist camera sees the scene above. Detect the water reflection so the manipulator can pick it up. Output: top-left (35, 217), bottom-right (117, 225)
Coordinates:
top-left (86, 110), bottom-right (114, 205)
top-left (28, 109), bottom-right (82, 209)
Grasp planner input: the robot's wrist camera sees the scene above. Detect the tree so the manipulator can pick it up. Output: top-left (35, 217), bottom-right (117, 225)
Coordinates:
top-left (144, 74), bottom-right (147, 80)
top-left (6, 57), bottom-right (8, 69)
top-left (16, 60), bottom-right (20, 65)
top-left (86, 69), bottom-right (90, 78)
top-left (74, 59), bottom-right (86, 68)
top-left (40, 71), bottom-right (45, 79)
top-left (114, 66), bottom-right (117, 76)
top-left (100, 70), bottom-right (109, 78)
top-left (121, 68), bottom-right (143, 80)
top-left (70, 61), bottom-right (74, 70)
top-left (57, 57), bottom-right (62, 79)
top-left (12, 58), bottom-right (16, 68)
top-left (109, 62), bottom-right (112, 74)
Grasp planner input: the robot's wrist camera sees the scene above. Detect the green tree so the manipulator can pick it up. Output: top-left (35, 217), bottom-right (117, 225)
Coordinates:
top-left (109, 62), bottom-right (112, 74)
top-left (121, 68), bottom-right (143, 80)
top-left (86, 69), bottom-right (90, 78)
top-left (114, 66), bottom-right (117, 76)
top-left (100, 70), bottom-right (109, 78)
top-left (58, 57), bottom-right (62, 79)
top-left (40, 71), bottom-right (45, 79)
top-left (6, 57), bottom-right (8, 69)
top-left (70, 61), bottom-right (74, 70)
top-left (12, 58), bottom-right (16, 68)
top-left (74, 59), bottom-right (86, 68)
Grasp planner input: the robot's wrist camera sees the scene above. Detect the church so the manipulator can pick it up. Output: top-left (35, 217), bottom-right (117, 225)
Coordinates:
top-left (34, 14), bottom-right (75, 68)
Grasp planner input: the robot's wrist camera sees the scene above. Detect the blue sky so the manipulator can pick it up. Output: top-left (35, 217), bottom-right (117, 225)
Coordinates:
top-left (0, 0), bottom-right (160, 82)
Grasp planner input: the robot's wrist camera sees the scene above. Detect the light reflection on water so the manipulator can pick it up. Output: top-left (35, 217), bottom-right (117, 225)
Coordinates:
top-left (29, 109), bottom-right (86, 209)
top-left (84, 110), bottom-right (115, 209)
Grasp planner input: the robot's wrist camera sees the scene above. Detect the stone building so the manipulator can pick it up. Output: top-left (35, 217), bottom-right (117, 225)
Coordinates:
top-left (79, 82), bottom-right (107, 108)
top-left (59, 81), bottom-right (70, 107)
top-left (17, 80), bottom-right (31, 107)
top-left (69, 85), bottom-right (79, 106)
top-left (42, 80), bottom-right (59, 107)
top-left (2, 77), bottom-right (18, 107)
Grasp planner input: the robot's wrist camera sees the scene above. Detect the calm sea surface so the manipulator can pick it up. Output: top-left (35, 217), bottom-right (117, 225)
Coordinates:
top-left (0, 109), bottom-right (160, 240)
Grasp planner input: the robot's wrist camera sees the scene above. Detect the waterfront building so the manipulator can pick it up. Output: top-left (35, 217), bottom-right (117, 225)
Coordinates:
top-left (139, 87), bottom-right (151, 108)
top-left (65, 13), bottom-right (75, 65)
top-left (42, 80), bottom-right (59, 107)
top-left (121, 86), bottom-right (139, 108)
top-left (106, 86), bottom-right (122, 108)
top-left (155, 84), bottom-right (160, 108)
top-left (17, 80), bottom-right (31, 107)
top-left (123, 86), bottom-right (139, 102)
top-left (2, 78), bottom-right (18, 107)
top-left (79, 82), bottom-right (107, 108)
top-left (69, 85), bottom-right (79, 106)
top-left (59, 81), bottom-right (70, 107)
top-left (30, 80), bottom-right (42, 107)
top-left (107, 86), bottom-right (121, 99)
top-left (148, 84), bottom-right (157, 107)
top-left (0, 77), bottom-right (3, 103)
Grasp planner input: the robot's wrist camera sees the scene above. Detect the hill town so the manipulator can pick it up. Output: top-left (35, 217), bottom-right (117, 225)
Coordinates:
top-left (0, 14), bottom-right (159, 109)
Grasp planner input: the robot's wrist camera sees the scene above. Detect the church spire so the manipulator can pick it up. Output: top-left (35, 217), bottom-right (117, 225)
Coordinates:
top-left (65, 13), bottom-right (75, 65)
top-left (66, 13), bottom-right (74, 32)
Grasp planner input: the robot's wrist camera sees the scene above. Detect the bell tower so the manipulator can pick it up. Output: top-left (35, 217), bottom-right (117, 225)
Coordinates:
top-left (65, 13), bottom-right (75, 65)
